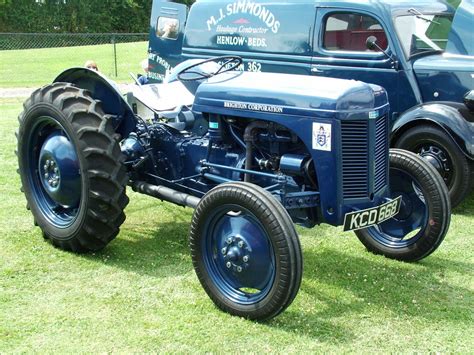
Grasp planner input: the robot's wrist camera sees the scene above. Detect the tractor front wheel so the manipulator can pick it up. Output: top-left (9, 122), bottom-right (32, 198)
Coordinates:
top-left (17, 83), bottom-right (129, 252)
top-left (189, 182), bottom-right (303, 321)
top-left (355, 149), bottom-right (451, 262)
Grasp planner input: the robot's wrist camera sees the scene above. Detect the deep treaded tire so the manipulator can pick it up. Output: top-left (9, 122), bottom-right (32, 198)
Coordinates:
top-left (356, 149), bottom-right (451, 262)
top-left (190, 182), bottom-right (303, 321)
top-left (394, 125), bottom-right (472, 208)
top-left (17, 82), bottom-right (129, 252)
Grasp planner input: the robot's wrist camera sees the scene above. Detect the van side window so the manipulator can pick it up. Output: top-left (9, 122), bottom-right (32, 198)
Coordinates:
top-left (156, 17), bottom-right (179, 40)
top-left (323, 13), bottom-right (388, 52)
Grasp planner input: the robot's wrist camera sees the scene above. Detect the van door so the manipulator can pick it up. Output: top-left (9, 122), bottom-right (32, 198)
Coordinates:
top-left (312, 8), bottom-right (414, 117)
top-left (148, 1), bottom-right (188, 82)
top-left (180, 1), bottom-right (316, 76)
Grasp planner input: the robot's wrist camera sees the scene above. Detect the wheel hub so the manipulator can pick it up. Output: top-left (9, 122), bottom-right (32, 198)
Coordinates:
top-left (221, 237), bottom-right (250, 273)
top-left (370, 167), bottom-right (428, 244)
top-left (207, 211), bottom-right (274, 293)
top-left (396, 192), bottom-right (413, 220)
top-left (419, 146), bottom-right (450, 183)
top-left (43, 159), bottom-right (60, 188)
top-left (38, 131), bottom-right (81, 208)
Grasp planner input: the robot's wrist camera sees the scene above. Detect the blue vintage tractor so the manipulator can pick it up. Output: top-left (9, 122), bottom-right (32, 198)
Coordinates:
top-left (17, 56), bottom-right (451, 320)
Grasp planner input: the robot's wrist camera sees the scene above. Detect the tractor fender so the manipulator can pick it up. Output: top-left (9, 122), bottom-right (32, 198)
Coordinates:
top-left (54, 67), bottom-right (137, 137)
top-left (391, 102), bottom-right (474, 160)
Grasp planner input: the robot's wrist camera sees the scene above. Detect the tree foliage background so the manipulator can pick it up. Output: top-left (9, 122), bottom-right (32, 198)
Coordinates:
top-left (0, 0), bottom-right (461, 33)
top-left (0, 0), bottom-right (193, 33)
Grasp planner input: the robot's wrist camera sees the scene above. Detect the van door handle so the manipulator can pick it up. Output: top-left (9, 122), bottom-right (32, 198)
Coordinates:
top-left (311, 65), bottom-right (324, 73)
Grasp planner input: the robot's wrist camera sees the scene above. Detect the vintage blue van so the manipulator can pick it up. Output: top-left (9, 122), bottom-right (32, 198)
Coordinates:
top-left (146, 0), bottom-right (474, 207)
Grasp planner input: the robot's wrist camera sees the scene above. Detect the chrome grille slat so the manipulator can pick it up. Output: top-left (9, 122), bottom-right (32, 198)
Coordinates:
top-left (341, 120), bottom-right (369, 199)
top-left (341, 115), bottom-right (388, 199)
top-left (374, 115), bottom-right (388, 193)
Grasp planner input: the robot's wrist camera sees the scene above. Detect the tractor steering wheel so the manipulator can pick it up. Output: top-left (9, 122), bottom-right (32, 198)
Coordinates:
top-left (177, 56), bottom-right (243, 82)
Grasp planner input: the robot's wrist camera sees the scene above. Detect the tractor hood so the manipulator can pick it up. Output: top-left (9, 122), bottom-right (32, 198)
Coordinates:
top-left (446, 0), bottom-right (474, 55)
top-left (413, 54), bottom-right (474, 103)
top-left (193, 72), bottom-right (388, 120)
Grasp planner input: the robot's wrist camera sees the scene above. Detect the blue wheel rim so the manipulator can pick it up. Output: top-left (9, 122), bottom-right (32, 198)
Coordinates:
top-left (366, 168), bottom-right (428, 248)
top-left (26, 116), bottom-right (81, 228)
top-left (202, 204), bottom-right (276, 305)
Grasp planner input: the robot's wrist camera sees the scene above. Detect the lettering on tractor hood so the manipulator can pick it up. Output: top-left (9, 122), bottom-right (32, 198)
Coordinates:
top-left (224, 100), bottom-right (284, 113)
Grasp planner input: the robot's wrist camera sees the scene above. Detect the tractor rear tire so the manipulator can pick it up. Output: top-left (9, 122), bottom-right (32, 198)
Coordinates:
top-left (17, 82), bottom-right (129, 252)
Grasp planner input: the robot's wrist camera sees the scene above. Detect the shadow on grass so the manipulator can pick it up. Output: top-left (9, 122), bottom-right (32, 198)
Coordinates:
top-left (80, 204), bottom-right (193, 278)
top-left (77, 199), bottom-right (472, 344)
top-left (267, 247), bottom-right (472, 342)
top-left (453, 188), bottom-right (474, 215)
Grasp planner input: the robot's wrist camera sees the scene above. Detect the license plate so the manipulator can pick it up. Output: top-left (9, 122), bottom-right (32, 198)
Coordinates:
top-left (343, 196), bottom-right (402, 232)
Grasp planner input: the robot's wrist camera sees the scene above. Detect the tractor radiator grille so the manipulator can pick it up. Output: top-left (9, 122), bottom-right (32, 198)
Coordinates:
top-left (341, 120), bottom-right (369, 199)
top-left (374, 115), bottom-right (388, 193)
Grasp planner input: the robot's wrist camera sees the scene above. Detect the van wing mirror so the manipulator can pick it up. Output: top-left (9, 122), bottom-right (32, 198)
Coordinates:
top-left (365, 35), bottom-right (399, 71)
top-left (366, 36), bottom-right (378, 51)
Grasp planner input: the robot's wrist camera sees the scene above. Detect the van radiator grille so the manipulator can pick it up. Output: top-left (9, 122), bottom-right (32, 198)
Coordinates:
top-left (341, 120), bottom-right (369, 199)
top-left (374, 115), bottom-right (388, 192)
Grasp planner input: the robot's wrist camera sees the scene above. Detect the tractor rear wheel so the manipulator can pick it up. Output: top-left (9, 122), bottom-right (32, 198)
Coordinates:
top-left (17, 82), bottom-right (129, 252)
top-left (189, 182), bottom-right (303, 321)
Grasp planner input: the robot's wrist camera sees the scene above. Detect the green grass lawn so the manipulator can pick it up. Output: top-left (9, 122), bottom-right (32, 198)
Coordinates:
top-left (0, 42), bottom-right (148, 88)
top-left (0, 97), bottom-right (473, 352)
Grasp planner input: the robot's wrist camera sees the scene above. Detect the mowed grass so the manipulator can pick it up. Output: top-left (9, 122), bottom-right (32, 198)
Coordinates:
top-left (0, 41), bottom-right (148, 88)
top-left (0, 97), bottom-right (473, 352)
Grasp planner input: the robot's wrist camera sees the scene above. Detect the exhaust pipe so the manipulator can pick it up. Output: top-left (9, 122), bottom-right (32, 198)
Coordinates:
top-left (131, 181), bottom-right (200, 209)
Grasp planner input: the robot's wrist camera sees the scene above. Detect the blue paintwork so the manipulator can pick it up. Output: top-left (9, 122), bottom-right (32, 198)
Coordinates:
top-left (148, 0), bottom-right (474, 159)
top-left (392, 102), bottom-right (474, 157)
top-left (279, 154), bottom-right (307, 176)
top-left (193, 72), bottom-right (389, 118)
top-left (414, 54), bottom-right (474, 103)
top-left (192, 71), bottom-right (390, 225)
top-left (39, 131), bottom-right (81, 208)
top-left (27, 116), bottom-right (80, 227)
top-left (202, 205), bottom-right (275, 304)
top-left (363, 167), bottom-right (428, 247)
top-left (148, 2), bottom-right (188, 81)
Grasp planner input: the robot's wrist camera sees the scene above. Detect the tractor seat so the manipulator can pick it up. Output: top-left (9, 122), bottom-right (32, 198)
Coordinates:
top-left (129, 80), bottom-right (195, 112)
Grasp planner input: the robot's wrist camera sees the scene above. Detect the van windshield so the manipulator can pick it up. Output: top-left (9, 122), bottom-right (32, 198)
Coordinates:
top-left (395, 12), bottom-right (453, 59)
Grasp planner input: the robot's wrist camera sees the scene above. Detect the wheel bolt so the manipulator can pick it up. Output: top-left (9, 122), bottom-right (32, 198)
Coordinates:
top-left (221, 247), bottom-right (227, 255)
top-left (46, 160), bottom-right (50, 166)
top-left (226, 262), bottom-right (232, 268)
top-left (44, 173), bottom-right (48, 179)
top-left (238, 241), bottom-right (244, 248)
top-left (43, 164), bottom-right (48, 171)
top-left (243, 255), bottom-right (249, 262)
top-left (237, 266), bottom-right (242, 272)
top-left (54, 167), bottom-right (59, 174)
top-left (226, 237), bottom-right (233, 244)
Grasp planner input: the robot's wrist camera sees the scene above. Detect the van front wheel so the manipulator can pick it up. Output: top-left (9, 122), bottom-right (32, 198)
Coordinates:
top-left (394, 125), bottom-right (472, 208)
